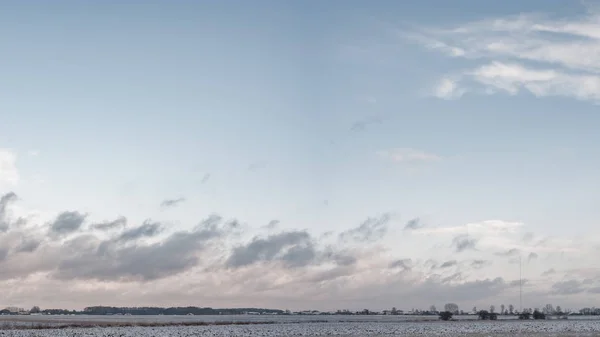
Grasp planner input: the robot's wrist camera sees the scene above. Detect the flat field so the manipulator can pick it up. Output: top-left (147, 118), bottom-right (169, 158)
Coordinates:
top-left (1, 319), bottom-right (600, 336)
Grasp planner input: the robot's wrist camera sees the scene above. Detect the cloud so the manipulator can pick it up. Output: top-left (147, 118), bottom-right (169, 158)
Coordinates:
top-left (552, 280), bottom-right (585, 295)
top-left (226, 231), bottom-right (317, 269)
top-left (54, 216), bottom-right (228, 282)
top-left (116, 220), bottom-right (163, 242)
top-left (0, 149), bottom-right (19, 186)
top-left (433, 78), bottom-right (465, 99)
top-left (377, 148), bottom-right (441, 164)
top-left (91, 216), bottom-right (127, 231)
top-left (541, 268), bottom-right (557, 276)
top-left (439, 260), bottom-right (458, 268)
top-left (0, 191), bottom-right (596, 310)
top-left (160, 197), bottom-right (186, 208)
top-left (266, 220), bottom-right (280, 229)
top-left (471, 260), bottom-right (491, 269)
top-left (495, 248), bottom-right (521, 257)
top-left (528, 252), bottom-right (539, 262)
top-left (339, 213), bottom-right (392, 243)
top-left (201, 173), bottom-right (211, 184)
top-left (15, 238), bottom-right (41, 253)
top-left (389, 258), bottom-right (412, 270)
top-left (0, 192), bottom-right (18, 232)
top-left (452, 234), bottom-right (477, 252)
top-left (415, 220), bottom-right (523, 235)
top-left (410, 9), bottom-right (600, 103)
top-left (403, 218), bottom-right (424, 231)
top-left (49, 211), bottom-right (87, 236)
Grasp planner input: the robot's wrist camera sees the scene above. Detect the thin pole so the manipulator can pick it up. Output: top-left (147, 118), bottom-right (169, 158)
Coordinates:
top-left (519, 255), bottom-right (522, 312)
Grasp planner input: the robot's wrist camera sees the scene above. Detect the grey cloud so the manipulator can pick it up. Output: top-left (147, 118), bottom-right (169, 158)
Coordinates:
top-left (339, 213), bottom-right (391, 243)
top-left (528, 252), bottom-right (538, 262)
top-left (471, 260), bottom-right (491, 269)
top-left (0, 248), bottom-right (8, 262)
top-left (552, 280), bottom-right (585, 295)
top-left (588, 287), bottom-right (600, 294)
top-left (509, 279), bottom-right (528, 287)
top-left (266, 220), bottom-right (280, 229)
top-left (117, 221), bottom-right (163, 242)
top-left (495, 248), bottom-right (521, 257)
top-left (53, 215), bottom-right (227, 282)
top-left (389, 258), bottom-right (412, 270)
top-left (91, 216), bottom-right (127, 231)
top-left (0, 192), bottom-right (18, 232)
top-left (522, 232), bottom-right (534, 243)
top-left (160, 197), bottom-right (186, 208)
top-left (15, 238), bottom-right (41, 253)
top-left (201, 173), bottom-right (211, 184)
top-left (49, 211), bottom-right (87, 236)
top-left (424, 259), bottom-right (438, 269)
top-left (440, 260), bottom-right (458, 268)
top-left (403, 218), bottom-right (423, 231)
top-left (226, 231), bottom-right (316, 268)
top-left (451, 234), bottom-right (477, 252)
top-left (442, 272), bottom-right (462, 283)
top-left (322, 249), bottom-right (357, 266)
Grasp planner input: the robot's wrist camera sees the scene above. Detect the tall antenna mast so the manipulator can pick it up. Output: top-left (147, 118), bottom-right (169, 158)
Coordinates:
top-left (519, 255), bottom-right (523, 312)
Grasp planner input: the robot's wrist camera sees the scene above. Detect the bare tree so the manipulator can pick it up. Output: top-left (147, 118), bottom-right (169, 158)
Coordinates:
top-left (500, 304), bottom-right (505, 315)
top-left (430, 305), bottom-right (437, 313)
top-left (490, 305), bottom-right (495, 313)
top-left (444, 303), bottom-right (459, 314)
top-left (509, 304), bottom-right (514, 314)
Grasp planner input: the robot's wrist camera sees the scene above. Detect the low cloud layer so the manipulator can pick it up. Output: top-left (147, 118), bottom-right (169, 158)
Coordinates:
top-left (0, 191), bottom-right (597, 312)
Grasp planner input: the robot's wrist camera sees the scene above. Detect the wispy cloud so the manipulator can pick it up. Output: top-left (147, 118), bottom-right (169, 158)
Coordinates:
top-left (409, 9), bottom-right (600, 103)
top-left (160, 197), bottom-right (186, 208)
top-left (0, 149), bottom-right (19, 186)
top-left (377, 148), bottom-right (441, 164)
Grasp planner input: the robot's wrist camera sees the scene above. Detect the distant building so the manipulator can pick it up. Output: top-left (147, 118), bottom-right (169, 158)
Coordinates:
top-left (4, 307), bottom-right (25, 314)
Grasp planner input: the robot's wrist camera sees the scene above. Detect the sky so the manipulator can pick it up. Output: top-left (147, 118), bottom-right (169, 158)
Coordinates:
top-left (1, 0), bottom-right (600, 312)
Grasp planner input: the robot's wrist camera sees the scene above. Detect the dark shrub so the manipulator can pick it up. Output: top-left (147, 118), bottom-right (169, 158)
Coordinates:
top-left (439, 311), bottom-right (453, 321)
top-left (519, 312), bottom-right (531, 320)
top-left (533, 310), bottom-right (546, 320)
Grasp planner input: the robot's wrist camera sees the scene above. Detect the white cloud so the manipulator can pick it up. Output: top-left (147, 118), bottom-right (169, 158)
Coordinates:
top-left (377, 148), bottom-right (441, 163)
top-left (410, 9), bottom-right (600, 103)
top-left (415, 220), bottom-right (524, 236)
top-left (0, 149), bottom-right (19, 186)
top-left (433, 78), bottom-right (465, 99)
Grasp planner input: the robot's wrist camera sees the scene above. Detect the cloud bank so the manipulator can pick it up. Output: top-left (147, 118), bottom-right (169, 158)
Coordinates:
top-left (0, 190), bottom-right (598, 312)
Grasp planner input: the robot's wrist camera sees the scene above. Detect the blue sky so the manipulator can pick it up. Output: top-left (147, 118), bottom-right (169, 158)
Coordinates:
top-left (1, 0), bottom-right (600, 312)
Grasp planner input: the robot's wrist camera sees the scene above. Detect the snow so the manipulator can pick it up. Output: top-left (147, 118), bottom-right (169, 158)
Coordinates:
top-left (2, 321), bottom-right (600, 336)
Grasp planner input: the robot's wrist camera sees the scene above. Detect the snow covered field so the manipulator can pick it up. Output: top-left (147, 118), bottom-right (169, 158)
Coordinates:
top-left (2, 321), bottom-right (600, 336)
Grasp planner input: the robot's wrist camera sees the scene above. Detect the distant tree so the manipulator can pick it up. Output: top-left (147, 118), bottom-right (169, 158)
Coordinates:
top-left (439, 311), bottom-right (453, 321)
top-left (391, 307), bottom-right (397, 315)
top-left (500, 304), bottom-right (505, 315)
top-left (490, 305), bottom-right (495, 313)
top-left (472, 306), bottom-right (477, 314)
top-left (30, 306), bottom-right (40, 314)
top-left (444, 303), bottom-right (459, 314)
top-left (519, 312), bottom-right (531, 320)
top-left (533, 310), bottom-right (546, 320)
top-left (556, 306), bottom-right (563, 315)
top-left (429, 305), bottom-right (437, 313)
top-left (478, 310), bottom-right (490, 320)
top-left (509, 304), bottom-right (514, 315)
